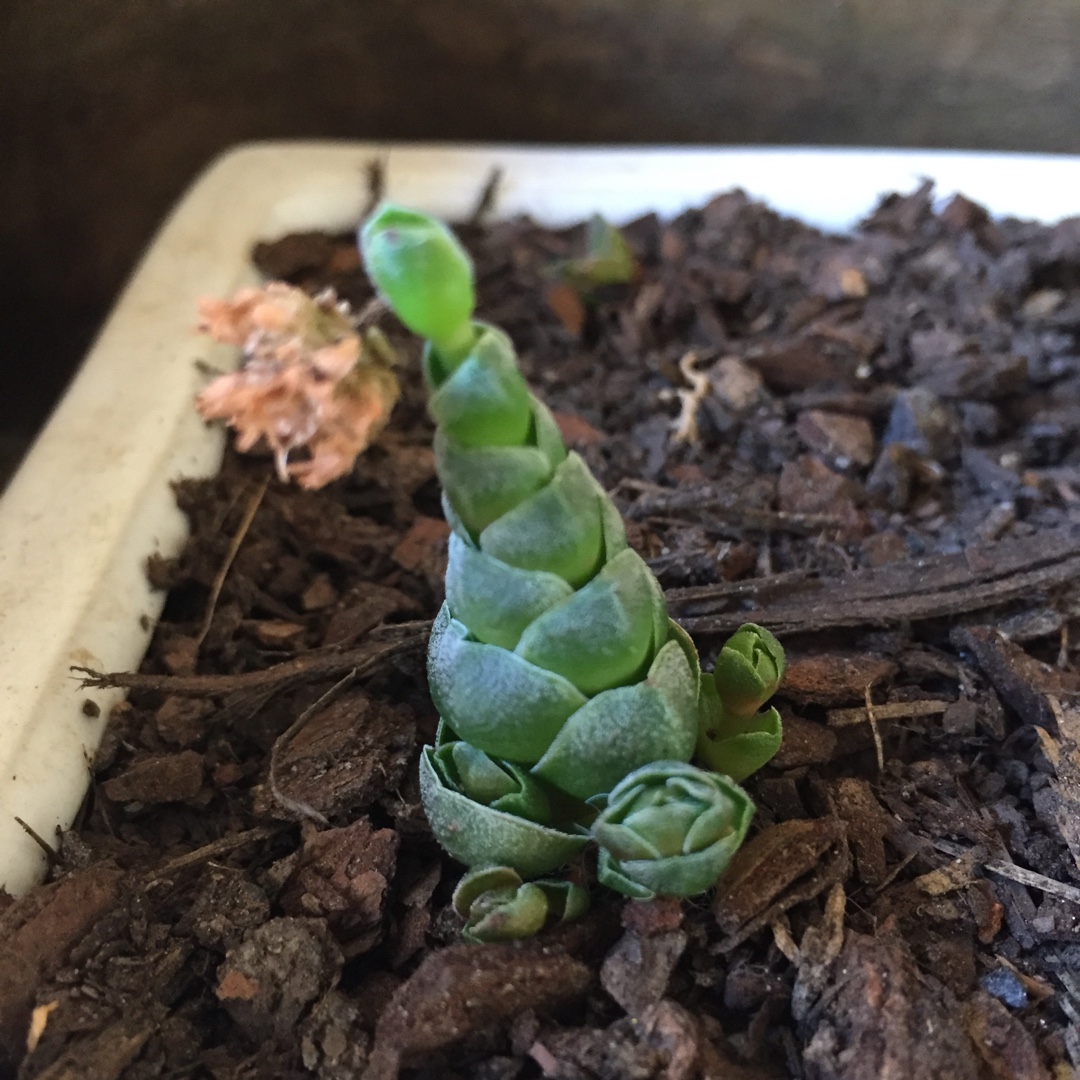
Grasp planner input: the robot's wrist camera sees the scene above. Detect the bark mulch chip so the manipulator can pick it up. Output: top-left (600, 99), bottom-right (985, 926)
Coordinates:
top-left (9, 179), bottom-right (1080, 1078)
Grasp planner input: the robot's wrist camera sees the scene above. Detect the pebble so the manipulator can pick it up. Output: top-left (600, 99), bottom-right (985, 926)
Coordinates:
top-left (796, 409), bottom-right (875, 468)
top-left (979, 968), bottom-right (1028, 1010)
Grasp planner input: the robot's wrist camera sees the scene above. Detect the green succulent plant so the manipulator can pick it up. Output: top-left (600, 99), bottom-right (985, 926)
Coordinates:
top-left (590, 761), bottom-right (754, 900)
top-left (696, 623), bottom-right (786, 782)
top-left (359, 204), bottom-right (784, 930)
top-left (452, 866), bottom-right (590, 943)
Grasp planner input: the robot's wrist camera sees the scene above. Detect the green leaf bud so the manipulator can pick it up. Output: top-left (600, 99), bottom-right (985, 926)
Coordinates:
top-left (554, 214), bottom-right (637, 291)
top-left (360, 203), bottom-right (476, 362)
top-left (452, 867), bottom-right (590, 943)
top-left (712, 623), bottom-right (785, 719)
top-left (591, 761), bottom-right (753, 900)
top-left (695, 677), bottom-right (783, 782)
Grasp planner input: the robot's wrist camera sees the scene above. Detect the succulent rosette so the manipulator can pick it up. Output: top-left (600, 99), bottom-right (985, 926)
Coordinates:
top-left (360, 205), bottom-right (783, 920)
top-left (590, 761), bottom-right (754, 900)
top-left (452, 866), bottom-right (590, 943)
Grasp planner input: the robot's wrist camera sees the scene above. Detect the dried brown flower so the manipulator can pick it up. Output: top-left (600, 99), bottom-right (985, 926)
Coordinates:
top-left (195, 283), bottom-right (398, 488)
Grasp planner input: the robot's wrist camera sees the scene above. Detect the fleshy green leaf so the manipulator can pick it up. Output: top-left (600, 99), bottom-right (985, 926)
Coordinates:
top-left (479, 453), bottom-right (606, 588)
top-left (514, 548), bottom-right (666, 695)
top-left (452, 868), bottom-right (590, 943)
top-left (437, 431), bottom-right (554, 535)
top-left (712, 623), bottom-right (786, 719)
top-left (428, 604), bottom-right (587, 763)
top-left (555, 215), bottom-right (638, 290)
top-left (425, 325), bottom-right (534, 447)
top-left (696, 682), bottom-right (784, 783)
top-left (531, 636), bottom-right (699, 800)
top-left (420, 748), bottom-right (588, 877)
top-left (446, 531), bottom-right (574, 650)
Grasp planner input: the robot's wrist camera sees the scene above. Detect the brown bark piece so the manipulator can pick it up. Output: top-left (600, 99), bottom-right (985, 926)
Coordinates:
top-left (22, 1012), bottom-right (157, 1080)
top-left (799, 930), bottom-right (981, 1080)
top-left (101, 750), bottom-right (204, 804)
top-left (829, 778), bottom-right (893, 888)
top-left (554, 410), bottom-right (606, 446)
top-left (264, 691), bottom-right (416, 819)
top-left (154, 696), bottom-right (214, 747)
top-left (770, 712), bottom-right (838, 769)
top-left (964, 990), bottom-right (1052, 1080)
top-left (671, 522), bottom-right (1080, 634)
top-left (0, 865), bottom-right (123, 1070)
top-left (796, 409), bottom-right (876, 468)
top-left (322, 582), bottom-right (419, 646)
top-left (363, 944), bottom-right (592, 1080)
top-left (782, 653), bottom-right (898, 706)
top-left (216, 917), bottom-right (343, 1045)
top-left (600, 928), bottom-right (687, 1017)
top-left (777, 455), bottom-right (860, 517)
top-left (280, 818), bottom-right (398, 958)
top-left (744, 342), bottom-right (849, 392)
top-left (391, 516), bottom-right (450, 573)
top-left (951, 626), bottom-right (1079, 729)
top-left (713, 818), bottom-right (849, 949)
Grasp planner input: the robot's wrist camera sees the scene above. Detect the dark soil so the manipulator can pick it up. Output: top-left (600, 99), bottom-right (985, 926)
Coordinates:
top-left (5, 178), bottom-right (1080, 1079)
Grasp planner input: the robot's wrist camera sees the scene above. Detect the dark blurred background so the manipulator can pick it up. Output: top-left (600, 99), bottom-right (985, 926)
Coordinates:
top-left (3, 0), bottom-right (1080, 484)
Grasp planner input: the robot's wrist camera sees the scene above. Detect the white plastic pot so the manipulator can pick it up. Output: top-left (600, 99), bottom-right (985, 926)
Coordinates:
top-left (2, 142), bottom-right (1079, 895)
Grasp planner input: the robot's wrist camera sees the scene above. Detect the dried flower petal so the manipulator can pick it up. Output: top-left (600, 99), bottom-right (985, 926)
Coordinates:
top-left (195, 284), bottom-right (398, 488)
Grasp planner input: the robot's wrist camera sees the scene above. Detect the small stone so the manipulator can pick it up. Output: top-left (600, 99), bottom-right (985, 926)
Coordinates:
top-left (708, 356), bottom-right (764, 412)
top-left (778, 455), bottom-right (856, 515)
top-left (882, 387), bottom-right (959, 461)
top-left (1022, 289), bottom-right (1065, 319)
top-left (796, 409), bottom-right (875, 468)
top-left (978, 968), bottom-right (1028, 1010)
top-left (301, 573), bottom-right (338, 612)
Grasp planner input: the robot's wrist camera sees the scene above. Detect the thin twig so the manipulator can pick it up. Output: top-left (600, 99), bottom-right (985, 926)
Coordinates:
top-left (827, 699), bottom-right (950, 728)
top-left (469, 166), bottom-right (504, 223)
top-left (13, 816), bottom-right (59, 864)
top-left (863, 684), bottom-right (885, 772)
top-left (143, 826), bottom-right (278, 887)
top-left (192, 475), bottom-right (269, 653)
top-left (930, 837), bottom-right (1080, 905)
top-left (72, 625), bottom-right (428, 697)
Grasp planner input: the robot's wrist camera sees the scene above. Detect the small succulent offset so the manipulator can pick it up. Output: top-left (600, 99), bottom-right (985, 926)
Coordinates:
top-left (359, 205), bottom-right (785, 930)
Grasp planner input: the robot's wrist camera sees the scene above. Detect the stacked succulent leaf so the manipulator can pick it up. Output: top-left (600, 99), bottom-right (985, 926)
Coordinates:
top-left (361, 206), bottom-right (785, 935)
